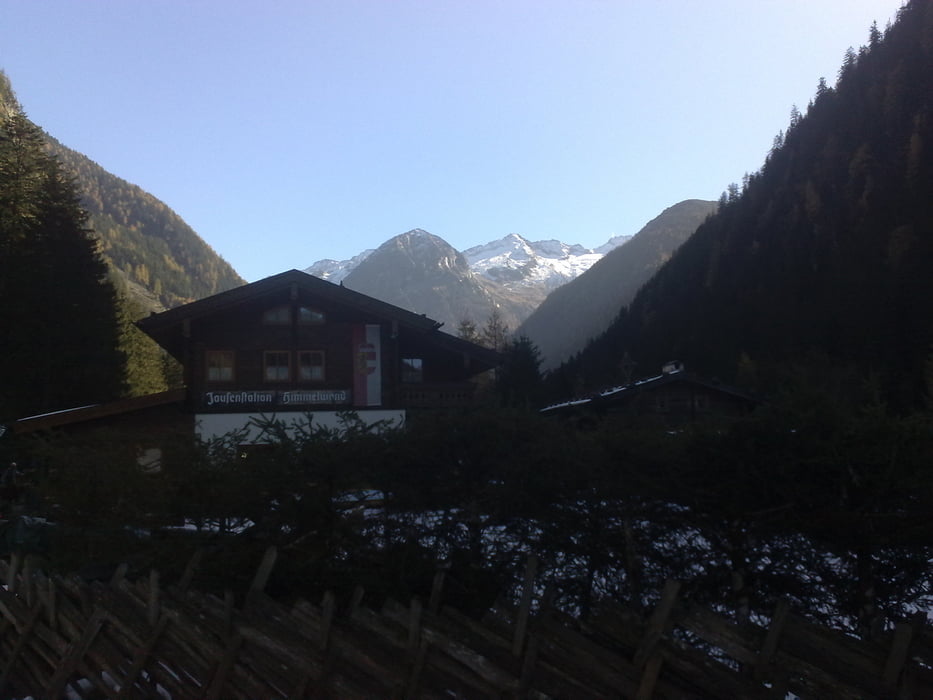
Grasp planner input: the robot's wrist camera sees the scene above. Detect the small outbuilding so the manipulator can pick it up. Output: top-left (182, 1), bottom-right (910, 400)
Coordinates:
top-left (541, 362), bottom-right (760, 425)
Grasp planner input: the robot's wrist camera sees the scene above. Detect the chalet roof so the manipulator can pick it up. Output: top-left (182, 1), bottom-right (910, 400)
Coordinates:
top-left (138, 270), bottom-right (442, 332)
top-left (541, 367), bottom-right (759, 416)
top-left (11, 389), bottom-right (187, 435)
top-left (137, 269), bottom-right (500, 368)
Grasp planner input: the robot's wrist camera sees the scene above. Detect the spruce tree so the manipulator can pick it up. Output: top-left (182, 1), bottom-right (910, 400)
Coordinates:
top-left (0, 93), bottom-right (125, 419)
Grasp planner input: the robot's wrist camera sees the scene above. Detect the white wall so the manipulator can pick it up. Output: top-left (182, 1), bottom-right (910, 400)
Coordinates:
top-left (195, 410), bottom-right (405, 443)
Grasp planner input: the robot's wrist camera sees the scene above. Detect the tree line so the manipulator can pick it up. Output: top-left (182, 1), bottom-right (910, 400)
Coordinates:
top-left (549, 0), bottom-right (933, 412)
top-left (0, 74), bottom-right (175, 423)
top-left (11, 379), bottom-right (933, 640)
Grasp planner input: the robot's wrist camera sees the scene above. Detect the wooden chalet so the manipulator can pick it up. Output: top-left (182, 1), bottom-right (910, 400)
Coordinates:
top-left (541, 361), bottom-right (760, 425)
top-left (13, 270), bottom-right (499, 443)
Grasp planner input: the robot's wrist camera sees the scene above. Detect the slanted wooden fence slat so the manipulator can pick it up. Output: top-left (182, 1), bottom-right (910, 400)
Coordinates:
top-left (0, 550), bottom-right (931, 699)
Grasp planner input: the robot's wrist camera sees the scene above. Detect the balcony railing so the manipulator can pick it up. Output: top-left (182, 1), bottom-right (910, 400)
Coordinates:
top-left (397, 382), bottom-right (477, 408)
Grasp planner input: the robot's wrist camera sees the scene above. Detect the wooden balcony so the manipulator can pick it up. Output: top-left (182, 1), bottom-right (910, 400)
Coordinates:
top-left (397, 382), bottom-right (477, 408)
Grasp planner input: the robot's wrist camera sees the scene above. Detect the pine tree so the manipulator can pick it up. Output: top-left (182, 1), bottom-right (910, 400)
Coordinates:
top-left (497, 336), bottom-right (544, 408)
top-left (480, 309), bottom-right (509, 352)
top-left (0, 96), bottom-right (125, 419)
top-left (116, 285), bottom-right (170, 397)
top-left (456, 317), bottom-right (479, 343)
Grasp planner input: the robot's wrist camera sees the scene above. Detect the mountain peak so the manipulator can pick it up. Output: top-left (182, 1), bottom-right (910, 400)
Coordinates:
top-left (301, 208), bottom-right (703, 333)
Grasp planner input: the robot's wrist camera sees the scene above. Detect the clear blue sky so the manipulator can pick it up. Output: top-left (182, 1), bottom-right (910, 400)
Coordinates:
top-left (1, 0), bottom-right (905, 282)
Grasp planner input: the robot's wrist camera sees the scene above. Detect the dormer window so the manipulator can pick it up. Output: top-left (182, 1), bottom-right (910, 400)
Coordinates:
top-left (298, 306), bottom-right (325, 325)
top-left (263, 306), bottom-right (291, 325)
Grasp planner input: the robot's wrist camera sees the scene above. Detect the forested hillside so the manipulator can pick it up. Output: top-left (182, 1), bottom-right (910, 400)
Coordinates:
top-left (552, 0), bottom-right (933, 410)
top-left (0, 72), bottom-right (243, 313)
top-left (0, 72), bottom-right (242, 409)
top-left (518, 199), bottom-right (716, 369)
top-left (47, 139), bottom-right (244, 310)
top-left (0, 81), bottom-right (126, 419)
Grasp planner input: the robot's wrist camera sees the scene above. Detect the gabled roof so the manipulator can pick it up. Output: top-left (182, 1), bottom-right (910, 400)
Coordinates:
top-left (541, 368), bottom-right (759, 415)
top-left (137, 269), bottom-right (500, 368)
top-left (12, 389), bottom-right (187, 434)
top-left (138, 269), bottom-right (442, 333)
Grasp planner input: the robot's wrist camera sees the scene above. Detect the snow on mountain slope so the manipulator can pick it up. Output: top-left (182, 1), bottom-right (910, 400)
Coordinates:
top-left (305, 232), bottom-right (630, 291)
top-left (463, 233), bottom-right (628, 291)
top-left (304, 249), bottom-right (374, 283)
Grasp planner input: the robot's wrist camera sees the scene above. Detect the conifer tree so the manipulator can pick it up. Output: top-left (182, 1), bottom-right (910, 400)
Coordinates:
top-left (497, 336), bottom-right (544, 408)
top-left (0, 87), bottom-right (125, 419)
top-left (480, 309), bottom-right (509, 352)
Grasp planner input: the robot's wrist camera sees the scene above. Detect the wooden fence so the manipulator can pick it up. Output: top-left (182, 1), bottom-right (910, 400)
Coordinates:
top-left (1, 549), bottom-right (931, 699)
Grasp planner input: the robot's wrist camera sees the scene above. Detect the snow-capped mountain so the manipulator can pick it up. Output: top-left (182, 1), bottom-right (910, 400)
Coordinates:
top-left (337, 229), bottom-right (521, 332)
top-left (463, 234), bottom-right (623, 292)
top-left (303, 229), bottom-right (630, 331)
top-left (304, 249), bottom-right (375, 284)
top-left (300, 204), bottom-right (727, 336)
top-left (306, 232), bottom-right (629, 296)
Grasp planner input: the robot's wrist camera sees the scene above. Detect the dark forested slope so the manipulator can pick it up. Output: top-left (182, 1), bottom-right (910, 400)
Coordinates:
top-left (0, 71), bottom-right (243, 312)
top-left (518, 199), bottom-right (717, 369)
top-left (554, 1), bottom-right (933, 409)
top-left (1, 83), bottom-right (126, 418)
top-left (48, 139), bottom-right (244, 309)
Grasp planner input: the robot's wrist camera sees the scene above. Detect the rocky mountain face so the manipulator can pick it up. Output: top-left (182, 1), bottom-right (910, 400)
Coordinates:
top-left (306, 230), bottom-right (634, 333)
top-left (517, 199), bottom-right (719, 368)
top-left (337, 230), bottom-right (522, 332)
top-left (463, 235), bottom-right (615, 293)
top-left (305, 201), bottom-right (712, 349)
top-left (304, 249), bottom-right (377, 284)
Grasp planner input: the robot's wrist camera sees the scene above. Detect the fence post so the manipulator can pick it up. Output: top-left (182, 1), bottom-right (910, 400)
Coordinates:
top-left (176, 548), bottom-right (204, 594)
top-left (882, 614), bottom-right (923, 692)
top-left (247, 546), bottom-right (278, 605)
top-left (428, 568), bottom-right (446, 614)
top-left (634, 579), bottom-right (681, 668)
top-left (148, 569), bottom-right (160, 627)
top-left (512, 555), bottom-right (539, 657)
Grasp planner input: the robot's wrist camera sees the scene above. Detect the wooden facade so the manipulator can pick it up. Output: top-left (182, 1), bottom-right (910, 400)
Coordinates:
top-left (12, 271), bottom-right (498, 443)
top-left (135, 270), bottom-right (499, 435)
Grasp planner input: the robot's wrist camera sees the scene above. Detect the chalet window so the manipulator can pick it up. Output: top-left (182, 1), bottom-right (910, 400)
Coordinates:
top-left (264, 351), bottom-right (291, 381)
top-left (298, 306), bottom-right (325, 325)
top-left (206, 350), bottom-right (235, 381)
top-left (402, 357), bottom-right (424, 383)
top-left (298, 350), bottom-right (325, 381)
top-left (263, 306), bottom-right (291, 325)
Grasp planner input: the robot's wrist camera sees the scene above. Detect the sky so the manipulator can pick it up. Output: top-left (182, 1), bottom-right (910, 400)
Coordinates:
top-left (1, 0), bottom-right (906, 282)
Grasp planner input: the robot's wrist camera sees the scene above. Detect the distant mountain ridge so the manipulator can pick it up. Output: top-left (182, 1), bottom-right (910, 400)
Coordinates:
top-left (304, 202), bottom-right (713, 348)
top-left (518, 199), bottom-right (719, 368)
top-left (305, 229), bottom-right (635, 331)
top-left (550, 0), bottom-right (933, 409)
top-left (339, 229), bottom-right (516, 332)
top-left (306, 231), bottom-right (630, 291)
top-left (463, 234), bottom-right (614, 293)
